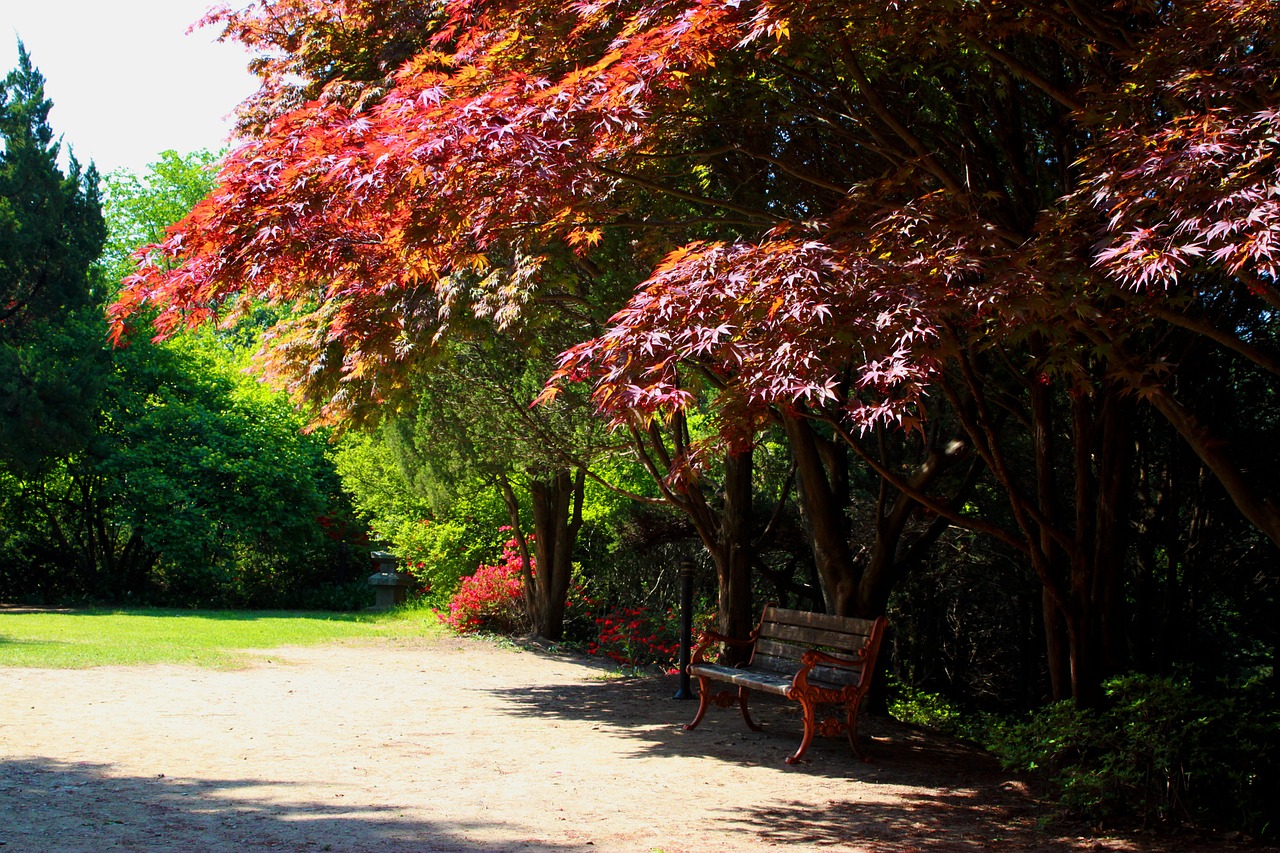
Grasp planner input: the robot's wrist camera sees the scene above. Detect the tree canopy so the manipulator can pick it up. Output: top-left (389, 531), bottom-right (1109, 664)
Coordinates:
top-left (107, 0), bottom-right (1280, 698)
top-left (0, 43), bottom-right (107, 477)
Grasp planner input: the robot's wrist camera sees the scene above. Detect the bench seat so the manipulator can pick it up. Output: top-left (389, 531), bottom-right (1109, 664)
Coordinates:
top-left (687, 662), bottom-right (850, 696)
top-left (682, 604), bottom-right (887, 765)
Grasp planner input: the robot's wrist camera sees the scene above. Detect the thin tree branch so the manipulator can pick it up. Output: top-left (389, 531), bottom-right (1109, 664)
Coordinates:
top-left (964, 33), bottom-right (1087, 114)
top-left (838, 41), bottom-right (966, 197)
top-left (591, 163), bottom-right (784, 225)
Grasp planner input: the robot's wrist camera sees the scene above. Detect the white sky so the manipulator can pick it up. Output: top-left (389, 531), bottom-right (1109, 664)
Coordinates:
top-left (1, 0), bottom-right (258, 176)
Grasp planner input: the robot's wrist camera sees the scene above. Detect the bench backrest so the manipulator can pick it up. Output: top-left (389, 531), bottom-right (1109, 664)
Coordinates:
top-left (750, 605), bottom-right (887, 689)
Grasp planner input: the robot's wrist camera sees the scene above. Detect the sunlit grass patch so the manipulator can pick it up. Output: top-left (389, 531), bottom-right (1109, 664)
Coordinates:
top-left (0, 606), bottom-right (446, 669)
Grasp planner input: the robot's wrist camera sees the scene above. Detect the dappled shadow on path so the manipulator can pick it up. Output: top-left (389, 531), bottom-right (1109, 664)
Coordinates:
top-left (486, 670), bottom-right (1000, 780)
top-left (0, 757), bottom-right (573, 853)
top-left (486, 667), bottom-right (1264, 852)
top-left (720, 790), bottom-right (1056, 851)
top-left (720, 791), bottom-right (1272, 852)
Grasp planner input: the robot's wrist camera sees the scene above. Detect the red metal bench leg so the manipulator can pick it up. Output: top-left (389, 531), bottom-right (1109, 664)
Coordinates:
top-left (785, 695), bottom-right (817, 765)
top-left (683, 676), bottom-right (712, 731)
top-left (846, 697), bottom-right (872, 762)
top-left (738, 687), bottom-right (764, 732)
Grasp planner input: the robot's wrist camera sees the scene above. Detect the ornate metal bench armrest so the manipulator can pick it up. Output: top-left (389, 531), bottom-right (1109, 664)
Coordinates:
top-left (792, 647), bottom-right (869, 692)
top-left (798, 647), bottom-right (867, 670)
top-left (690, 628), bottom-right (758, 665)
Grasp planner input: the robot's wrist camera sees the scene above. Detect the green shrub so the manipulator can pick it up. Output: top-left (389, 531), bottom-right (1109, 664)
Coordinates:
top-left (989, 674), bottom-right (1278, 839)
top-left (889, 676), bottom-right (969, 732)
top-left (294, 580), bottom-right (376, 612)
top-left (390, 492), bottom-right (509, 604)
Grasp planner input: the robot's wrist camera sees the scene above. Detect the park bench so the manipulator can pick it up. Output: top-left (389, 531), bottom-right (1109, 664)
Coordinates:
top-left (683, 604), bottom-right (888, 765)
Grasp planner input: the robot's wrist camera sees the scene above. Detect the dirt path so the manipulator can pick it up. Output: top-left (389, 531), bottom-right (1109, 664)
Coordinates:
top-left (0, 636), bottom-right (1257, 851)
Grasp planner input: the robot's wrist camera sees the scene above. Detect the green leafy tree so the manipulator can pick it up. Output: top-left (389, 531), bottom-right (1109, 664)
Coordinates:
top-left (100, 149), bottom-right (221, 286)
top-left (0, 44), bottom-right (107, 477)
top-left (1, 142), bottom-right (368, 605)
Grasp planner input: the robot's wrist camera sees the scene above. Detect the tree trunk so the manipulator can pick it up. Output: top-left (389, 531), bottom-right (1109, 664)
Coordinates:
top-left (787, 413), bottom-right (968, 619)
top-left (943, 341), bottom-right (1135, 708)
top-left (784, 414), bottom-right (857, 614)
top-left (713, 450), bottom-right (755, 662)
top-left (1143, 385), bottom-right (1280, 548)
top-left (627, 417), bottom-right (757, 658)
top-left (1029, 381), bottom-right (1133, 706)
top-left (499, 469), bottom-right (584, 641)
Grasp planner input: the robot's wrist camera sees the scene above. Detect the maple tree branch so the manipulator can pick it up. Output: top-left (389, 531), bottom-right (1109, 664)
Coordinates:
top-left (816, 411), bottom-right (1027, 555)
top-left (1141, 299), bottom-right (1280, 377)
top-left (1021, 0), bottom-right (1129, 53)
top-left (1234, 267), bottom-right (1280, 314)
top-left (1061, 0), bottom-right (1135, 52)
top-left (496, 473), bottom-right (538, 610)
top-left (462, 354), bottom-right (668, 505)
top-left (752, 461), bottom-right (797, 549)
top-left (633, 145), bottom-right (740, 160)
top-left (729, 147), bottom-right (850, 196)
top-left (591, 164), bottom-right (784, 225)
top-left (627, 420), bottom-right (687, 511)
top-left (574, 459), bottom-right (666, 506)
top-left (639, 131), bottom-right (854, 195)
top-left (838, 41), bottom-right (966, 197)
top-left (940, 337), bottom-right (1075, 556)
top-left (631, 416), bottom-right (720, 542)
top-left (1077, 322), bottom-right (1280, 548)
top-left (532, 292), bottom-right (595, 310)
top-left (964, 33), bottom-right (1087, 114)
top-left (596, 216), bottom-right (766, 230)
top-left (672, 408), bottom-right (690, 460)
top-left (753, 56), bottom-right (913, 172)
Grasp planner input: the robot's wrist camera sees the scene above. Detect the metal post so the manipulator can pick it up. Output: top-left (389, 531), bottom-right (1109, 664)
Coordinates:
top-left (673, 557), bottom-right (696, 700)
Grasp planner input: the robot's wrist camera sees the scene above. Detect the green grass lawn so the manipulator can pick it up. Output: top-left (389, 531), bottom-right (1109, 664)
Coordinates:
top-left (0, 605), bottom-right (447, 669)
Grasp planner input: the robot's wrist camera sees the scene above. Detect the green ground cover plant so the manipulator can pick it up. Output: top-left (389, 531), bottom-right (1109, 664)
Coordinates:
top-left (0, 607), bottom-right (445, 669)
top-left (988, 674), bottom-right (1279, 840)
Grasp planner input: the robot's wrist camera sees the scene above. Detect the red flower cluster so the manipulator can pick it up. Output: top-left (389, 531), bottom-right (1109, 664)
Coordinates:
top-left (440, 537), bottom-right (530, 634)
top-left (587, 606), bottom-right (680, 672)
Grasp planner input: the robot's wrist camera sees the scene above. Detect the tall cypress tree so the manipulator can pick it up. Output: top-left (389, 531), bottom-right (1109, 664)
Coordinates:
top-left (0, 43), bottom-right (107, 476)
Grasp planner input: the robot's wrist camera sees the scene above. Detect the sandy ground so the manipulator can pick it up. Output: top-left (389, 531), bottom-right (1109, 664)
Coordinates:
top-left (0, 635), bottom-right (1267, 852)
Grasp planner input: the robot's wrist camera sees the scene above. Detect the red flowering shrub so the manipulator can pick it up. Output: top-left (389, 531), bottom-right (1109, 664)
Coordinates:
top-left (588, 606), bottom-right (681, 671)
top-left (440, 535), bottom-right (531, 634)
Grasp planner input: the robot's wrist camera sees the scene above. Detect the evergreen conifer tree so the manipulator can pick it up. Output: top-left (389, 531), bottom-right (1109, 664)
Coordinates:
top-left (0, 43), bottom-right (108, 475)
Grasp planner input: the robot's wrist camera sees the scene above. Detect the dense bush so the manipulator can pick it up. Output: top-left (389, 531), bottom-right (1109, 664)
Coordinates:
top-left (332, 433), bottom-right (513, 604)
top-left (392, 494), bottom-right (511, 603)
top-left (439, 533), bottom-right (530, 634)
top-left (989, 675), bottom-right (1279, 839)
top-left (588, 605), bottom-right (681, 670)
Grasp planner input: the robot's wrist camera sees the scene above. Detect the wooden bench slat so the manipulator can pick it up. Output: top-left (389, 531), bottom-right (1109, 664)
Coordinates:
top-left (759, 620), bottom-right (873, 650)
top-left (754, 637), bottom-right (863, 665)
top-left (754, 656), bottom-right (862, 688)
top-left (753, 637), bottom-right (808, 662)
top-left (763, 606), bottom-right (879, 637)
top-left (752, 635), bottom-right (865, 660)
top-left (688, 663), bottom-right (792, 696)
top-left (807, 665), bottom-right (863, 687)
top-left (749, 652), bottom-right (800, 675)
top-left (743, 646), bottom-right (866, 686)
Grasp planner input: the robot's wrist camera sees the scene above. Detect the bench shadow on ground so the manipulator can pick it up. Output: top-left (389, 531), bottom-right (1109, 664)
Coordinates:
top-left (486, 668), bottom-right (992, 779)
top-left (486, 670), bottom-right (1225, 852)
top-left (0, 757), bottom-right (575, 853)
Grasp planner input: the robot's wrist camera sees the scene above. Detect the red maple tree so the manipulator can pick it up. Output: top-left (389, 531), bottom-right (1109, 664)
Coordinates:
top-left (112, 0), bottom-right (1280, 701)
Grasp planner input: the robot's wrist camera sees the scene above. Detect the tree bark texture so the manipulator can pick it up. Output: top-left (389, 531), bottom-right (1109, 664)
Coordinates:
top-left (628, 416), bottom-right (757, 662)
top-left (499, 468), bottom-right (585, 641)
